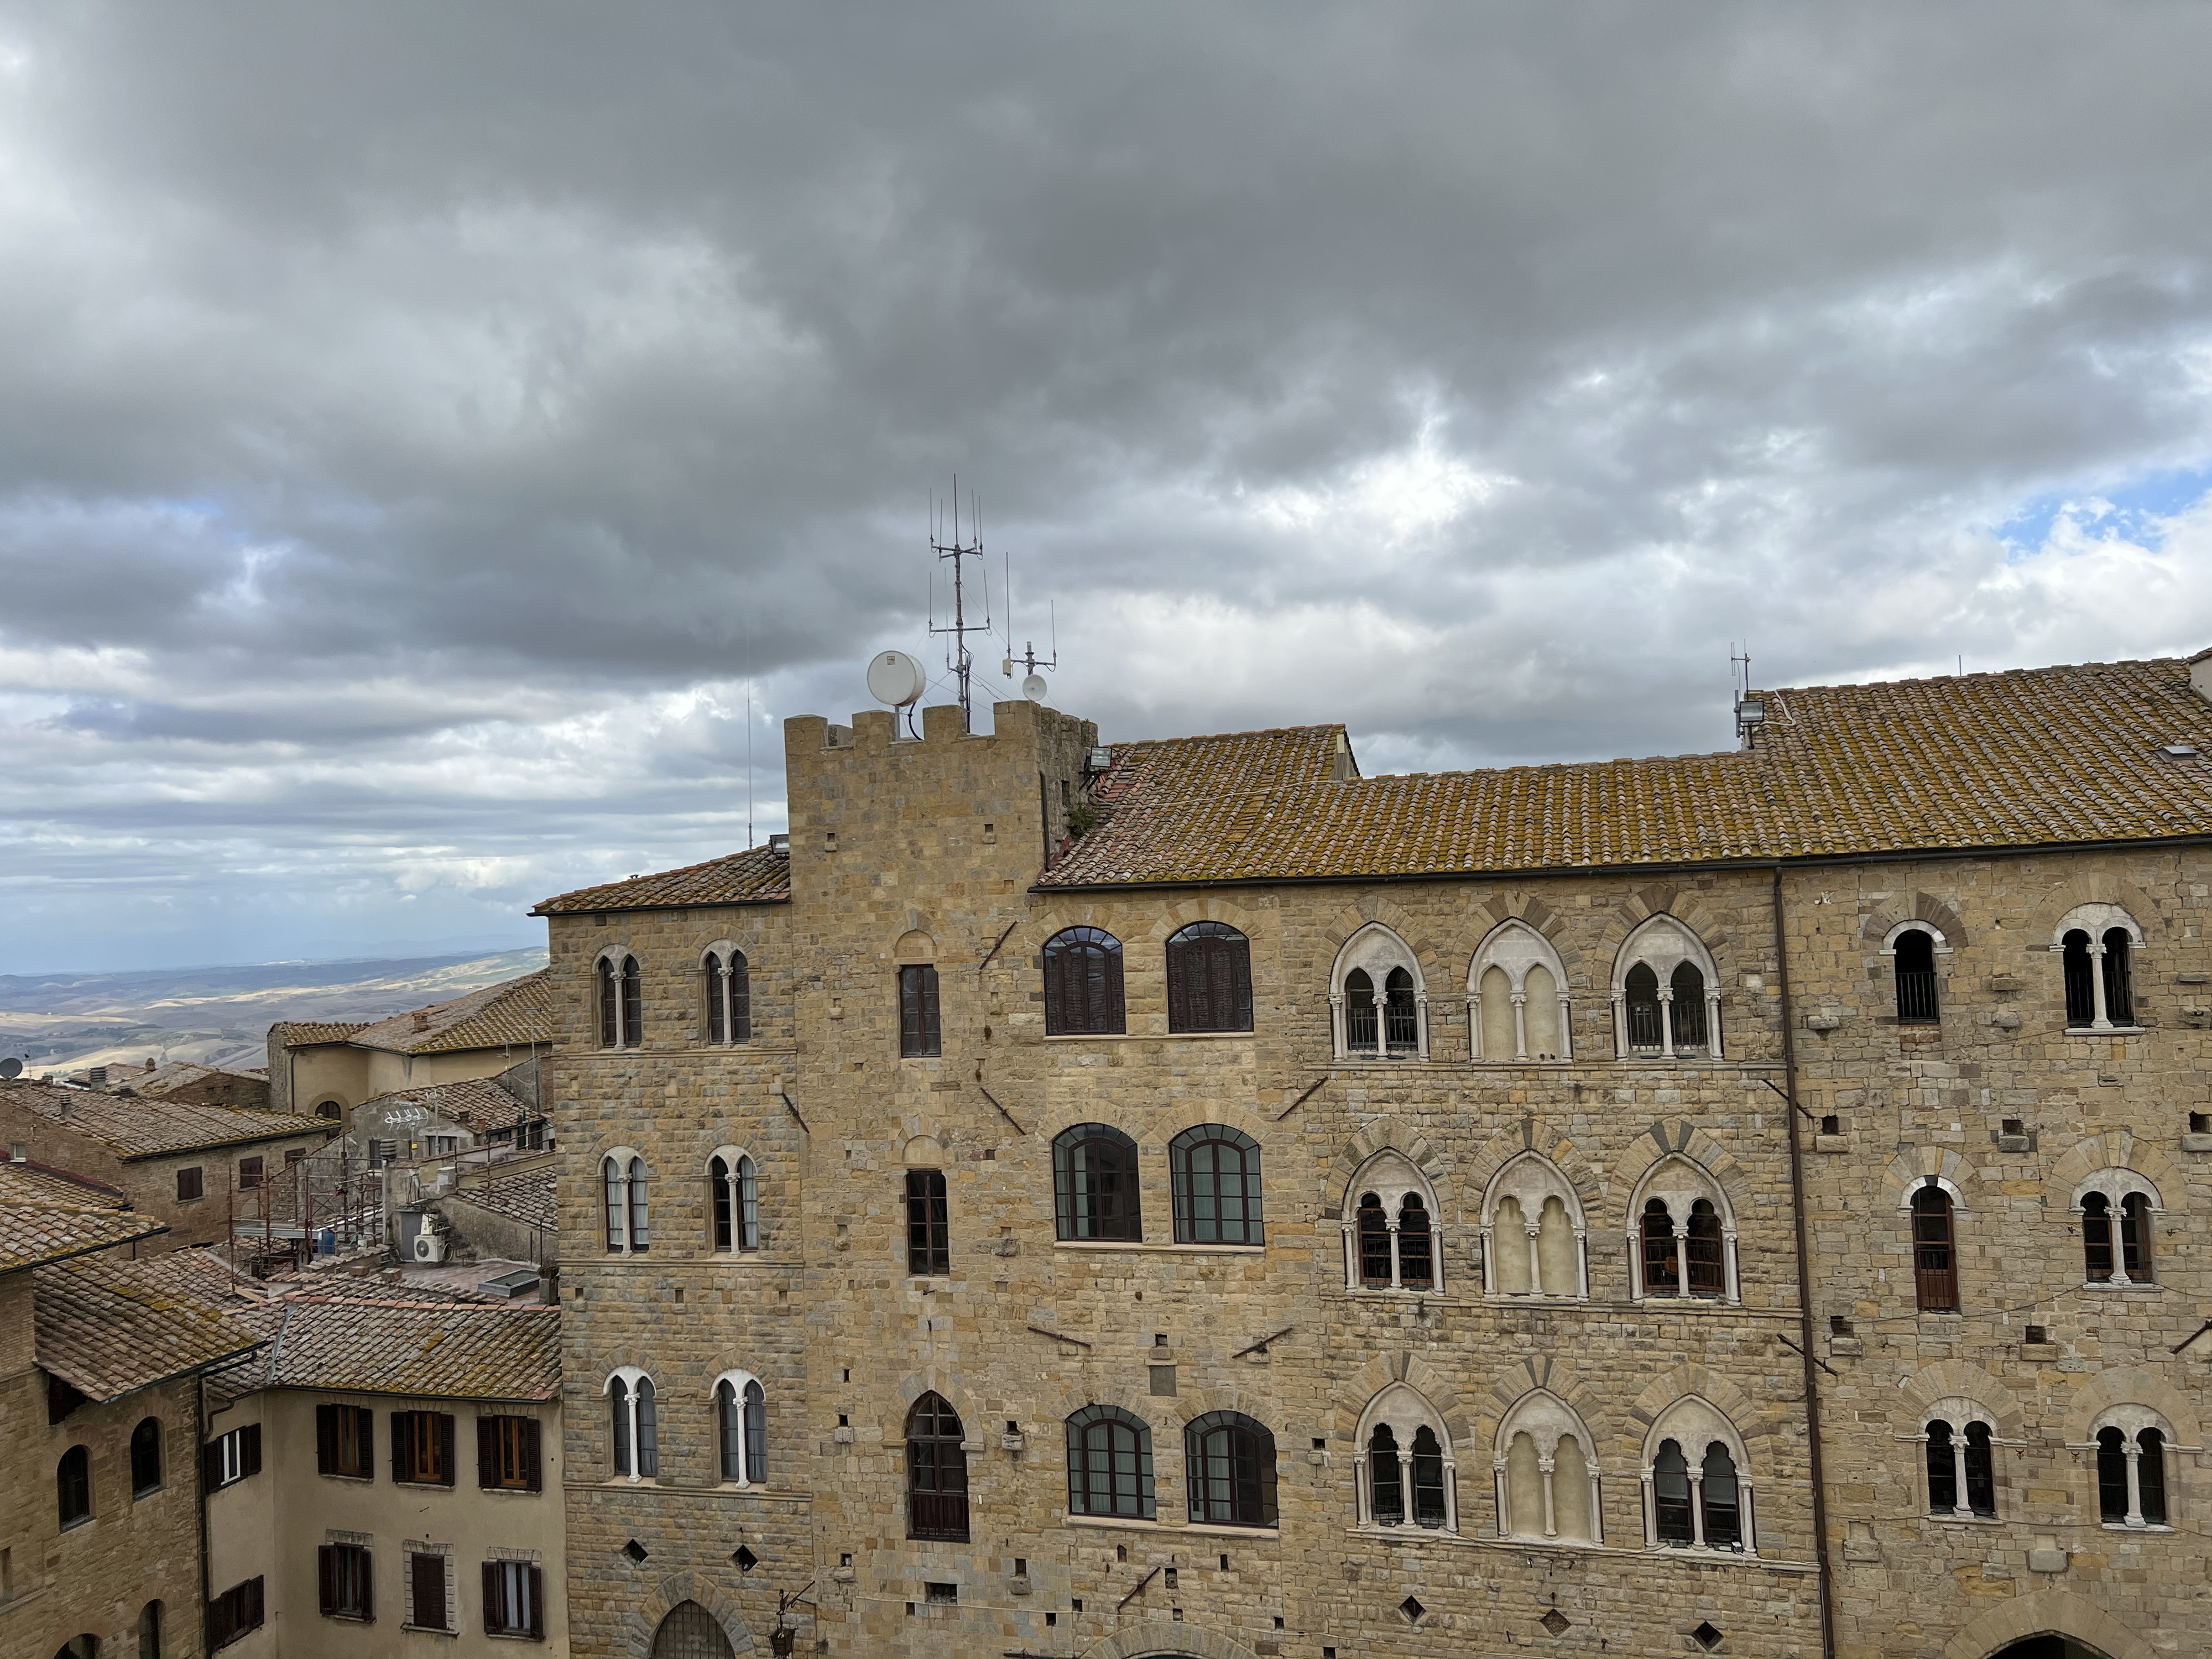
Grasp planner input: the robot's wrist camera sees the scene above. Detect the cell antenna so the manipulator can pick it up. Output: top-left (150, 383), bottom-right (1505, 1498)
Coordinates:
top-left (928, 478), bottom-right (994, 729)
top-left (1731, 643), bottom-right (1766, 748)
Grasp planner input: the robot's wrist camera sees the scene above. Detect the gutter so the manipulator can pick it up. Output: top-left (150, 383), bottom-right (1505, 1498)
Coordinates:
top-left (1770, 864), bottom-right (1837, 1659)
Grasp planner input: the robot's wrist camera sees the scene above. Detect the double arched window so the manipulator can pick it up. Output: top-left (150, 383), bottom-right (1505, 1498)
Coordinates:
top-left (2077, 1173), bottom-right (2158, 1286)
top-left (606, 1369), bottom-right (656, 1480)
top-left (713, 1373), bottom-right (766, 1486)
top-left (1343, 1152), bottom-right (1440, 1293)
top-left (1613, 917), bottom-right (1721, 1059)
top-left (1910, 1181), bottom-right (1959, 1311)
top-left (1052, 1125), bottom-right (1142, 1242)
top-left (131, 1417), bottom-right (163, 1498)
top-left (602, 1151), bottom-right (649, 1254)
top-left (1044, 927), bottom-right (1125, 1035)
top-left (702, 947), bottom-right (751, 1045)
top-left (1494, 1392), bottom-right (1598, 1545)
top-left (1185, 1411), bottom-right (1277, 1528)
top-left (1331, 926), bottom-right (1427, 1060)
top-left (597, 951), bottom-right (642, 1049)
top-left (2094, 1412), bottom-right (2172, 1529)
top-left (1468, 920), bottom-right (1572, 1062)
top-left (1066, 1404), bottom-right (1156, 1519)
top-left (1166, 922), bottom-right (1253, 1033)
top-left (57, 1444), bottom-right (91, 1528)
top-left (1357, 1384), bottom-right (1457, 1534)
top-left (1643, 1400), bottom-right (1753, 1554)
top-left (708, 1151), bottom-right (759, 1253)
top-left (1482, 1153), bottom-right (1586, 1299)
top-left (1628, 1159), bottom-right (1739, 1304)
top-left (1170, 1125), bottom-right (1262, 1245)
top-left (906, 1393), bottom-right (969, 1541)
top-left (2056, 906), bottom-right (2143, 1031)
top-left (1924, 1416), bottom-right (1996, 1517)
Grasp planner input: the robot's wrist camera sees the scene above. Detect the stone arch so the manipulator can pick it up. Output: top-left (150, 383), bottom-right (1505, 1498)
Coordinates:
top-left (891, 927), bottom-right (936, 964)
top-left (1608, 909), bottom-right (1728, 1059)
top-left (1479, 1150), bottom-right (1589, 1300)
top-left (891, 1369), bottom-right (984, 1436)
top-left (1493, 1388), bottom-right (1604, 1545)
top-left (1472, 1358), bottom-right (1615, 1460)
top-left (1861, 891), bottom-right (1970, 952)
top-left (1898, 1363), bottom-right (2025, 1442)
top-left (1628, 1363), bottom-right (1760, 1447)
top-left (1327, 921), bottom-right (1431, 1060)
top-left (1335, 1350), bottom-right (1474, 1452)
top-left (2048, 1131), bottom-right (2182, 1214)
top-left (1078, 1627), bottom-right (1266, 1659)
top-left (2041, 867), bottom-right (2161, 944)
top-left (1939, 1588), bottom-right (2155, 1659)
top-left (1469, 888), bottom-right (1570, 950)
top-left (1141, 893), bottom-right (1267, 946)
top-left (624, 1578), bottom-right (756, 1657)
top-left (1338, 1146), bottom-right (1448, 1295)
top-left (1592, 886), bottom-right (1733, 963)
top-left (899, 1131), bottom-right (948, 1168)
top-left (1624, 1151), bottom-right (1742, 1304)
top-left (1317, 895), bottom-right (1451, 984)
top-left (1353, 1379), bottom-right (1461, 1532)
top-left (2060, 1364), bottom-right (2200, 1449)
top-left (1322, 1120), bottom-right (1457, 1217)
top-left (1467, 917), bottom-right (1574, 1061)
top-left (1879, 1146), bottom-right (1984, 1213)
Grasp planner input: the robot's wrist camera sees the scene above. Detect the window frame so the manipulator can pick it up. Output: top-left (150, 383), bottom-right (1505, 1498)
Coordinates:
top-left (1043, 927), bottom-right (1126, 1036)
top-left (1910, 1181), bottom-right (1960, 1312)
top-left (1329, 925), bottom-right (1428, 1060)
top-left (390, 1411), bottom-right (455, 1488)
top-left (905, 1392), bottom-right (971, 1542)
top-left (1065, 1403), bottom-right (1156, 1520)
top-left (1165, 921), bottom-right (1253, 1034)
top-left (1184, 1410), bottom-right (1279, 1529)
top-left (899, 964), bottom-right (942, 1057)
top-left (601, 1150), bottom-right (650, 1254)
top-left (318, 1542), bottom-right (374, 1623)
top-left (58, 1443), bottom-right (92, 1530)
top-left (483, 1558), bottom-right (545, 1641)
top-left (406, 1548), bottom-right (450, 1634)
top-left (1890, 925), bottom-right (1942, 1025)
top-left (1610, 914), bottom-right (1724, 1059)
top-left (477, 1413), bottom-right (541, 1493)
top-left (176, 1166), bottom-right (204, 1202)
top-left (317, 1404), bottom-right (375, 1480)
top-left (1052, 1123), bottom-right (1144, 1243)
top-left (1169, 1124), bottom-right (1264, 1246)
top-left (905, 1169), bottom-right (950, 1275)
top-left (205, 1422), bottom-right (262, 1491)
top-left (713, 1372), bottom-right (768, 1487)
top-left (1341, 1150), bottom-right (1443, 1294)
top-left (709, 1149), bottom-right (760, 1253)
top-left (607, 1369), bottom-right (657, 1481)
top-left (596, 950), bottom-right (643, 1049)
top-left (131, 1416), bottom-right (164, 1498)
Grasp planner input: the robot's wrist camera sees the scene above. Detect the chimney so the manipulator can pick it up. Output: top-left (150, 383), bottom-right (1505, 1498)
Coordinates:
top-left (2192, 646), bottom-right (2212, 704)
top-left (412, 1011), bottom-right (431, 1033)
top-left (87, 1066), bottom-right (107, 1089)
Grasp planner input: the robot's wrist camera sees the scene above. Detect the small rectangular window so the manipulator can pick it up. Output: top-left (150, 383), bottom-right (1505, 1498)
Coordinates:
top-left (408, 1551), bottom-right (448, 1631)
top-left (905, 1170), bottom-right (950, 1275)
top-left (238, 1156), bottom-right (265, 1190)
top-left (483, 1559), bottom-right (545, 1639)
top-left (318, 1543), bottom-right (373, 1621)
top-left (208, 1577), bottom-right (264, 1648)
top-left (316, 1404), bottom-right (374, 1479)
top-left (478, 1415), bottom-right (541, 1491)
top-left (204, 1423), bottom-right (262, 1490)
top-left (176, 1166), bottom-right (204, 1202)
top-left (899, 965), bottom-right (942, 1057)
top-left (392, 1411), bottom-right (455, 1486)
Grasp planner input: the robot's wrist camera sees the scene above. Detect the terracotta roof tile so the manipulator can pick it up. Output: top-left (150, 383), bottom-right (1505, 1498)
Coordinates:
top-left (248, 1295), bottom-right (559, 1401)
top-left (533, 845), bottom-right (791, 915)
top-left (272, 1020), bottom-right (369, 1047)
top-left (34, 1254), bottom-right (264, 1400)
top-left (0, 1079), bottom-right (330, 1162)
top-left (346, 971), bottom-right (551, 1057)
top-left (0, 1160), bottom-right (166, 1276)
top-left (357, 1078), bottom-right (539, 1136)
top-left (447, 1166), bottom-right (556, 1234)
top-left (1041, 656), bottom-right (2212, 886)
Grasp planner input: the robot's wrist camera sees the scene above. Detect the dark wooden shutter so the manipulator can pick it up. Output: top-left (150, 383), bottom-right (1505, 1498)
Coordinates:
top-left (361, 1550), bottom-right (374, 1622)
top-left (357, 1406), bottom-right (375, 1479)
top-left (318, 1546), bottom-right (337, 1615)
top-left (413, 1553), bottom-right (445, 1630)
top-left (477, 1416), bottom-right (495, 1488)
top-left (437, 1413), bottom-right (456, 1485)
top-left (247, 1577), bottom-right (265, 1629)
top-left (391, 1412), bottom-right (407, 1482)
top-left (204, 1438), bottom-right (222, 1488)
top-left (523, 1417), bottom-right (542, 1491)
top-left (528, 1565), bottom-right (545, 1637)
top-left (316, 1405), bottom-right (336, 1475)
top-left (482, 1562), bottom-right (500, 1634)
top-left (241, 1422), bottom-right (262, 1478)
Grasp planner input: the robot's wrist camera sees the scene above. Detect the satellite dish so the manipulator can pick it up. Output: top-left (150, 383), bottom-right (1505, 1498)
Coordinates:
top-left (866, 650), bottom-right (927, 708)
top-left (1021, 674), bottom-right (1048, 702)
top-left (0, 1058), bottom-right (20, 1080)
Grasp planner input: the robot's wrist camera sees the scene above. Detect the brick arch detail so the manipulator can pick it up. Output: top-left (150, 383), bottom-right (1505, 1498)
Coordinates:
top-left (1335, 1349), bottom-right (1474, 1449)
top-left (1879, 1146), bottom-right (1985, 1211)
top-left (2038, 874), bottom-right (2164, 943)
top-left (1141, 1100), bottom-right (1275, 1153)
top-left (1141, 895), bottom-right (1269, 945)
top-left (2047, 1131), bottom-right (2184, 1212)
top-left (1939, 1586), bottom-right (2155, 1659)
top-left (1317, 895), bottom-right (1453, 990)
top-left (1592, 886), bottom-right (1734, 966)
top-left (624, 1575), bottom-right (758, 1657)
top-left (1896, 1362), bottom-right (2025, 1441)
top-left (1321, 1119), bottom-right (1458, 1217)
top-left (891, 1370), bottom-right (987, 1438)
top-left (1860, 891), bottom-right (1971, 950)
top-left (2059, 1363), bottom-right (2200, 1448)
top-left (1627, 1363), bottom-right (1761, 1446)
top-left (1079, 1625), bottom-right (1266, 1659)
top-left (1472, 888), bottom-right (1569, 944)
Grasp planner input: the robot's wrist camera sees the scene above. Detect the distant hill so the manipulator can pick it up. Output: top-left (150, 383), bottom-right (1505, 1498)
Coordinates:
top-left (0, 948), bottom-right (550, 1076)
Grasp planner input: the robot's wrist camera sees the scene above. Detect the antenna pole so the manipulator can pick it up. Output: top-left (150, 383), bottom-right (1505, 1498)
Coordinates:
top-left (928, 479), bottom-right (989, 729)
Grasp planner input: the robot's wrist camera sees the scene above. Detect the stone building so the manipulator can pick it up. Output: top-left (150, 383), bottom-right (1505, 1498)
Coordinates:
top-left (0, 1082), bottom-right (332, 1250)
top-left (267, 970), bottom-right (551, 1128)
top-left (540, 654), bottom-right (2212, 1659)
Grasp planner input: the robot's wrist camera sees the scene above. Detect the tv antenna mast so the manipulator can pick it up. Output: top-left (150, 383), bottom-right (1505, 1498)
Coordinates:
top-left (928, 480), bottom-right (993, 729)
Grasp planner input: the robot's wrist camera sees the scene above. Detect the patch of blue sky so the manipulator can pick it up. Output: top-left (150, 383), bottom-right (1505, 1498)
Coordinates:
top-left (1999, 464), bottom-right (2212, 562)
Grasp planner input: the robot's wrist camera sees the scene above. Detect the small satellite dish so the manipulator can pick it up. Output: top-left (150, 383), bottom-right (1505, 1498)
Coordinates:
top-left (0, 1058), bottom-right (20, 1081)
top-left (867, 650), bottom-right (927, 708)
top-left (1021, 674), bottom-right (1048, 702)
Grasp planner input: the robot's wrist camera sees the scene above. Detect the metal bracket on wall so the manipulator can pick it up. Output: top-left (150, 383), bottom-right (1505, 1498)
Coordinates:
top-left (1274, 1076), bottom-right (1329, 1121)
top-left (779, 1089), bottom-right (810, 1134)
top-left (978, 1085), bottom-right (1026, 1134)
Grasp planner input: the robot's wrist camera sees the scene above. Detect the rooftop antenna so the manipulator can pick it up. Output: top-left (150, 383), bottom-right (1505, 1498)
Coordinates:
top-left (1731, 643), bottom-right (1765, 748)
top-left (744, 609), bottom-right (754, 850)
top-left (999, 551), bottom-right (1058, 702)
top-left (927, 477), bottom-right (993, 729)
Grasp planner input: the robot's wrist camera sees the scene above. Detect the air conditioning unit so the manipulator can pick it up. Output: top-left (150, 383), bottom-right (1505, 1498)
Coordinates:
top-left (412, 1230), bottom-right (447, 1264)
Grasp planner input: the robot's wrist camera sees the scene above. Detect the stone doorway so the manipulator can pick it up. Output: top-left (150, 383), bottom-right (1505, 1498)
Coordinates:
top-left (1989, 1640), bottom-right (2113, 1659)
top-left (651, 1599), bottom-right (736, 1659)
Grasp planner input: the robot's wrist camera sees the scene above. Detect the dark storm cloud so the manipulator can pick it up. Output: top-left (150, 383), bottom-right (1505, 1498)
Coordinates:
top-left (2, 1), bottom-right (2211, 967)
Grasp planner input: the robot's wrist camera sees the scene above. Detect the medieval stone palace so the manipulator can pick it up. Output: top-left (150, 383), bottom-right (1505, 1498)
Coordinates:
top-left (539, 649), bottom-right (2212, 1659)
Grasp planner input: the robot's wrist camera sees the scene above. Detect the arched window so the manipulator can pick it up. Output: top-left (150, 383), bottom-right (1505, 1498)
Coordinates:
top-left (1357, 1194), bottom-right (1391, 1287)
top-left (1065, 1404), bottom-right (1155, 1519)
top-left (2121, 1192), bottom-right (2153, 1282)
top-left (2058, 907), bottom-right (2145, 1030)
top-left (1699, 1442), bottom-right (1742, 1548)
top-left (1494, 1391), bottom-right (1597, 1544)
top-left (602, 1154), bottom-right (649, 1253)
top-left (1965, 1421), bottom-right (1997, 1517)
top-left (906, 1393), bottom-right (969, 1541)
top-left (1359, 1383), bottom-right (1458, 1533)
top-left (709, 1152), bottom-right (759, 1253)
top-left (1170, 1125), bottom-right (1262, 1245)
top-left (2077, 1171), bottom-right (2159, 1286)
top-left (130, 1417), bottom-right (163, 1496)
top-left (2104, 928), bottom-right (2135, 1024)
top-left (1893, 928), bottom-right (1939, 1024)
top-left (1641, 1200), bottom-right (1678, 1295)
top-left (1925, 1420), bottom-right (1957, 1512)
top-left (1166, 922), bottom-right (1253, 1034)
top-left (1331, 926), bottom-right (1427, 1059)
top-left (607, 1370), bottom-right (656, 1479)
top-left (703, 949), bottom-right (752, 1045)
top-left (1342, 1151), bottom-right (1444, 1294)
top-left (1369, 1424), bottom-right (1404, 1525)
top-left (1468, 919), bottom-right (1572, 1061)
top-left (1652, 1439), bottom-right (1691, 1544)
top-left (1483, 1153), bottom-right (1585, 1299)
top-left (138, 1600), bottom-right (163, 1658)
top-left (1911, 1182), bottom-right (1957, 1311)
top-left (714, 1375), bottom-right (766, 1486)
top-left (2094, 1413), bottom-right (2173, 1528)
top-left (1397, 1194), bottom-right (1433, 1290)
top-left (2063, 930), bottom-right (2097, 1027)
top-left (1185, 1411), bottom-right (1277, 1528)
top-left (1629, 1159), bottom-right (1740, 1304)
top-left (57, 1444), bottom-right (91, 1528)
top-left (1644, 1399), bottom-right (1755, 1554)
top-left (1612, 916), bottom-right (1723, 1058)
top-left (1052, 1124), bottom-right (1142, 1242)
top-left (1685, 1200), bottom-right (1725, 1297)
top-left (1927, 1416), bottom-right (1997, 1517)
top-left (1044, 927), bottom-right (1125, 1035)
top-left (598, 952), bottom-right (642, 1048)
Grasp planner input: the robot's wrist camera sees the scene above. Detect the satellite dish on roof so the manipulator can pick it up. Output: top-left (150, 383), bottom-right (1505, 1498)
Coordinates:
top-left (867, 650), bottom-right (927, 708)
top-left (0, 1058), bottom-right (20, 1080)
top-left (1021, 674), bottom-right (1048, 702)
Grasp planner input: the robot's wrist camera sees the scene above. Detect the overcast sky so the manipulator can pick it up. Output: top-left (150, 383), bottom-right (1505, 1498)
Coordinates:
top-left (3, 3), bottom-right (2211, 971)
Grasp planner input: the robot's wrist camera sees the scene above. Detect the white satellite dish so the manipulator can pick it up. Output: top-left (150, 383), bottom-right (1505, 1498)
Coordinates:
top-left (867, 650), bottom-right (927, 708)
top-left (1021, 674), bottom-right (1048, 702)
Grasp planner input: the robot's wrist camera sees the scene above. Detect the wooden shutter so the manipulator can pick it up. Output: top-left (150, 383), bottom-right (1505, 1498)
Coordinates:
top-left (316, 1405), bottom-right (336, 1475)
top-left (241, 1422), bottom-right (262, 1478)
top-left (523, 1416), bottom-right (542, 1491)
top-left (247, 1577), bottom-right (265, 1629)
top-left (204, 1438), bottom-right (222, 1488)
top-left (356, 1406), bottom-right (374, 1478)
top-left (318, 1545), bottom-right (337, 1615)
top-left (528, 1565), bottom-right (545, 1637)
top-left (437, 1413), bottom-right (456, 1486)
top-left (482, 1562), bottom-right (500, 1634)
top-left (391, 1412), bottom-right (408, 1482)
top-left (361, 1550), bottom-right (374, 1622)
top-left (477, 1416), bottom-right (496, 1489)
top-left (413, 1553), bottom-right (445, 1630)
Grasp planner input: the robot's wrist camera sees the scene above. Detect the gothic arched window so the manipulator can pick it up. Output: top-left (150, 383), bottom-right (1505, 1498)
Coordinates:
top-left (1893, 927), bottom-right (1939, 1024)
top-left (58, 1444), bottom-right (91, 1528)
top-left (1911, 1183), bottom-right (1957, 1311)
top-left (709, 1152), bottom-right (759, 1253)
top-left (704, 948), bottom-right (751, 1045)
top-left (607, 1370), bottom-right (656, 1480)
top-left (715, 1375), bottom-right (766, 1486)
top-left (602, 1153), bottom-right (649, 1254)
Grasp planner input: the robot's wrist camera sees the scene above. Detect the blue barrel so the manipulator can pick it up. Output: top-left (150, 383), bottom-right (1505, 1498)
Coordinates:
top-left (317, 1229), bottom-right (336, 1255)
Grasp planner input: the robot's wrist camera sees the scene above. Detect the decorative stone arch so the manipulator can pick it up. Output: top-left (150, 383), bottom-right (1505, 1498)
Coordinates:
top-left (898, 1130), bottom-right (950, 1168)
top-left (1322, 1121), bottom-right (1457, 1217)
top-left (1861, 890), bottom-right (1969, 952)
top-left (596, 1145), bottom-right (649, 1254)
top-left (2060, 1364), bottom-right (2201, 1451)
top-left (702, 1144), bottom-right (760, 1254)
top-left (1879, 1146), bottom-right (1983, 1213)
top-left (1326, 921), bottom-right (1431, 1060)
top-left (1467, 918), bottom-right (1573, 1061)
top-left (1338, 1145), bottom-right (1447, 1295)
top-left (1478, 1150), bottom-right (1590, 1300)
top-left (1149, 1099), bottom-right (1272, 1150)
top-left (1491, 1389), bottom-right (1604, 1546)
top-left (1625, 1151), bottom-right (1741, 1305)
top-left (706, 1369), bottom-right (766, 1486)
top-left (1609, 912), bottom-right (1725, 1059)
top-left (1638, 1394), bottom-right (1757, 1554)
top-left (1077, 1628), bottom-right (1266, 1659)
top-left (1334, 1350), bottom-right (1473, 1452)
top-left (2050, 1130), bottom-right (2182, 1213)
top-left (891, 1371), bottom-right (985, 1450)
top-left (1629, 1363), bottom-right (1760, 1445)
top-left (624, 1576), bottom-right (757, 1657)
top-left (1141, 893), bottom-right (1266, 946)
top-left (1877, 917), bottom-right (1954, 955)
top-left (1898, 1362), bottom-right (2025, 1443)
top-left (1352, 1380), bottom-right (1460, 1532)
top-left (1939, 1587), bottom-right (2156, 1659)
top-left (891, 927), bottom-right (936, 964)
top-left (2048, 898), bottom-right (2152, 952)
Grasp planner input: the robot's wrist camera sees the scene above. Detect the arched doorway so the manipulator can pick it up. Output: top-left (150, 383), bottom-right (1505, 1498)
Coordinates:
top-left (1990, 1641), bottom-right (2112, 1659)
top-left (54, 1640), bottom-right (99, 1659)
top-left (651, 1600), bottom-right (735, 1659)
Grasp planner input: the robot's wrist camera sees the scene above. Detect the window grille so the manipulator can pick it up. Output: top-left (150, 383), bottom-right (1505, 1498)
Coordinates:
top-left (1684, 1199), bottom-right (1725, 1298)
top-left (1625, 964), bottom-right (1663, 1050)
top-left (1357, 1194), bottom-right (1392, 1287)
top-left (1396, 1194), bottom-right (1433, 1290)
top-left (1669, 963), bottom-right (1708, 1047)
top-left (1166, 921), bottom-right (1253, 1033)
top-left (1344, 969), bottom-right (1379, 1051)
top-left (1641, 1201), bottom-right (1679, 1294)
top-left (1383, 968), bottom-right (1419, 1053)
top-left (1892, 930), bottom-right (1939, 1024)
top-left (1044, 927), bottom-right (1126, 1035)
top-left (1369, 1425), bottom-right (1404, 1526)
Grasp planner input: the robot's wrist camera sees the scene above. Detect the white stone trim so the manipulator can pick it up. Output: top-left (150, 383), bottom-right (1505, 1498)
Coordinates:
top-left (1466, 919), bottom-right (1572, 1061)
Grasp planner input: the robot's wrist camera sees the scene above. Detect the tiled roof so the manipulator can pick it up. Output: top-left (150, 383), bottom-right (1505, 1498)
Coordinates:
top-left (251, 1295), bottom-right (559, 1401)
top-left (533, 845), bottom-right (792, 915)
top-left (346, 971), bottom-right (551, 1056)
top-left (126, 1062), bottom-right (269, 1106)
top-left (35, 1254), bottom-right (264, 1400)
top-left (357, 1078), bottom-right (538, 1136)
top-left (447, 1166), bottom-right (556, 1234)
top-left (0, 1160), bottom-right (166, 1276)
top-left (0, 1079), bottom-right (331, 1162)
top-left (1041, 656), bottom-right (2212, 886)
top-left (273, 1020), bottom-right (369, 1047)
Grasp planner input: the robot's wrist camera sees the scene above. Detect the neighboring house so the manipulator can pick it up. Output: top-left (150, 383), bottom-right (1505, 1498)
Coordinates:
top-left (266, 972), bottom-right (551, 1129)
top-left (204, 1293), bottom-right (564, 1656)
top-left (128, 1062), bottom-right (273, 1113)
top-left (0, 1160), bottom-right (261, 1659)
top-left (0, 1082), bottom-right (332, 1250)
top-left (439, 1162), bottom-right (558, 1269)
top-left (349, 1067), bottom-right (548, 1170)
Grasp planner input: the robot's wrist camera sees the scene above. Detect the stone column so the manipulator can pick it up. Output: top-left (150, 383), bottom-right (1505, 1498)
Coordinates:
top-left (1442, 1455), bottom-right (1460, 1535)
top-left (1688, 1473), bottom-right (1707, 1548)
top-left (1510, 988), bottom-right (1528, 1061)
top-left (1557, 990), bottom-right (1574, 1060)
top-left (1465, 994), bottom-right (1482, 1060)
top-left (1950, 1438), bottom-right (1970, 1517)
top-left (1353, 1449), bottom-right (1371, 1527)
top-left (1658, 987), bottom-right (1677, 1059)
top-left (1387, 1221), bottom-right (1402, 1290)
top-left (1574, 1225), bottom-right (1590, 1301)
top-left (1723, 1229), bottom-right (1741, 1304)
top-left (2124, 1439), bottom-right (2145, 1527)
top-left (1706, 988), bottom-right (1724, 1058)
top-left (1639, 1466), bottom-right (1657, 1547)
top-left (1538, 1452), bottom-right (1558, 1539)
top-left (2089, 941), bottom-right (2113, 1031)
top-left (1524, 1223), bottom-right (1543, 1296)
